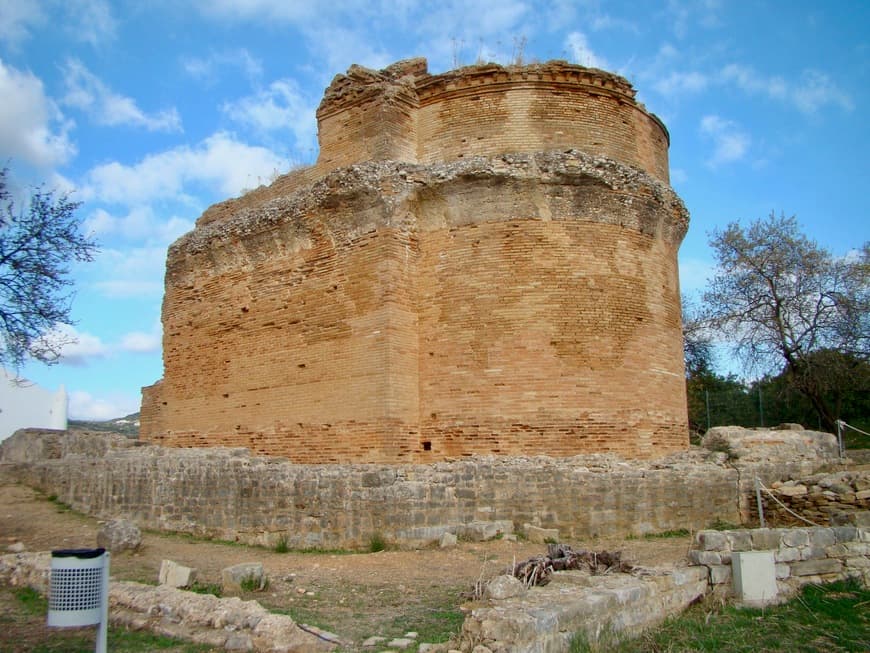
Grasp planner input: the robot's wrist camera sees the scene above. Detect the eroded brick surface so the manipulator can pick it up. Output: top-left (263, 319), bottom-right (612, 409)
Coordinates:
top-left (140, 59), bottom-right (690, 463)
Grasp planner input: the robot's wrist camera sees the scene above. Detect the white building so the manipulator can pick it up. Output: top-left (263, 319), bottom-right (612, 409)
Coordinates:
top-left (0, 368), bottom-right (67, 442)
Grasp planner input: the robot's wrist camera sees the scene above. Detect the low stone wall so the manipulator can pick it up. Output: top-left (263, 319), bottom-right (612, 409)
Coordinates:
top-left (0, 428), bottom-right (841, 549)
top-left (0, 552), bottom-right (336, 652)
top-left (689, 526), bottom-right (870, 598)
top-left (459, 566), bottom-right (708, 652)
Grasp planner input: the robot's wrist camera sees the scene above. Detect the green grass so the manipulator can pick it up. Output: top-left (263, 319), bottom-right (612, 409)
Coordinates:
top-left (7, 586), bottom-right (211, 653)
top-left (707, 517), bottom-right (741, 531)
top-left (571, 578), bottom-right (870, 652)
top-left (188, 581), bottom-right (222, 597)
top-left (14, 587), bottom-right (46, 616)
top-left (627, 528), bottom-right (691, 540)
top-left (368, 532), bottom-right (387, 553)
top-left (274, 534), bottom-right (290, 553)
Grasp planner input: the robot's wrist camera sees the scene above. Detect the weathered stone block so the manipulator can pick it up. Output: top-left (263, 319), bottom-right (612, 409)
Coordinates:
top-left (221, 562), bottom-right (266, 594)
top-left (688, 550), bottom-right (721, 566)
top-left (750, 529), bottom-right (781, 551)
top-left (485, 575), bottom-right (527, 600)
top-left (845, 557), bottom-right (870, 568)
top-left (97, 518), bottom-right (141, 553)
top-left (726, 530), bottom-right (752, 552)
top-left (708, 565), bottom-right (732, 585)
top-left (781, 529), bottom-right (810, 548)
top-left (524, 524), bottom-right (559, 544)
top-left (159, 559), bottom-right (197, 588)
top-left (790, 559), bottom-right (843, 576)
top-left (774, 547), bottom-right (800, 563)
top-left (695, 530), bottom-right (727, 552)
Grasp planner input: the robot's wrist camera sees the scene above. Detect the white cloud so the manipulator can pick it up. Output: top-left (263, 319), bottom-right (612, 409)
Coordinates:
top-left (222, 79), bottom-right (317, 150)
top-left (653, 71), bottom-right (708, 95)
top-left (68, 389), bottom-right (139, 420)
top-left (0, 0), bottom-right (115, 48)
top-left (182, 48), bottom-right (263, 84)
top-left (61, 59), bottom-right (182, 132)
top-left (119, 330), bottom-right (161, 353)
top-left (0, 0), bottom-right (45, 47)
top-left (699, 114), bottom-right (749, 166)
top-left (84, 206), bottom-right (193, 244)
top-left (564, 31), bottom-right (608, 69)
top-left (90, 245), bottom-right (171, 298)
top-left (35, 324), bottom-right (109, 366)
top-left (720, 63), bottom-right (852, 115)
top-left (82, 132), bottom-right (289, 205)
top-left (66, 0), bottom-right (117, 46)
top-left (791, 69), bottom-right (854, 114)
top-left (0, 59), bottom-right (76, 168)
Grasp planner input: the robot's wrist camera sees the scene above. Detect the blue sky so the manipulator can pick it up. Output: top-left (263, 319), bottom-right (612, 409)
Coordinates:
top-left (0, 0), bottom-right (867, 420)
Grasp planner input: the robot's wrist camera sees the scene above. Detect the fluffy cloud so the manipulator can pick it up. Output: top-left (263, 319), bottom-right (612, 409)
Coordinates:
top-left (61, 59), bottom-right (182, 132)
top-left (0, 59), bottom-right (76, 168)
top-left (699, 114), bottom-right (749, 166)
top-left (653, 71), bottom-right (708, 96)
top-left (182, 48), bottom-right (263, 84)
top-left (0, 0), bottom-right (45, 47)
top-left (719, 64), bottom-right (852, 115)
top-left (88, 245), bottom-right (174, 299)
top-left (84, 206), bottom-right (193, 244)
top-left (82, 131), bottom-right (289, 205)
top-left (564, 31), bottom-right (608, 69)
top-left (68, 389), bottom-right (139, 420)
top-left (0, 0), bottom-right (116, 48)
top-left (222, 79), bottom-right (317, 151)
top-left (34, 324), bottom-right (109, 366)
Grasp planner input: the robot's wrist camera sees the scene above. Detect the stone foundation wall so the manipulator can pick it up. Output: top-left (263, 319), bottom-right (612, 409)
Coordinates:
top-left (689, 526), bottom-right (870, 598)
top-left (0, 430), bottom-right (837, 550)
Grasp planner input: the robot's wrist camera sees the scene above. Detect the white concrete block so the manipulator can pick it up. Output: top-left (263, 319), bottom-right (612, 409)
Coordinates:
top-left (732, 551), bottom-right (778, 606)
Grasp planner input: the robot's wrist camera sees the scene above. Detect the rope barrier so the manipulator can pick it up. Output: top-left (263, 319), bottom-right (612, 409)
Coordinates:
top-left (755, 477), bottom-right (824, 528)
top-left (838, 420), bottom-right (870, 438)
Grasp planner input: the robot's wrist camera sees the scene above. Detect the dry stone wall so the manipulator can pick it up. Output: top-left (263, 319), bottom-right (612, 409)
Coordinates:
top-left (0, 429), bottom-right (839, 550)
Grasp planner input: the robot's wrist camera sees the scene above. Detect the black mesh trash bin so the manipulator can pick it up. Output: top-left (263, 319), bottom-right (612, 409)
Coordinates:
top-left (48, 548), bottom-right (110, 652)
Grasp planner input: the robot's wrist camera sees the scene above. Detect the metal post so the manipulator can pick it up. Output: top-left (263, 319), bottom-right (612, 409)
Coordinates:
top-left (97, 552), bottom-right (109, 653)
top-left (755, 477), bottom-right (765, 528)
top-left (705, 390), bottom-right (711, 431)
top-left (836, 420), bottom-right (845, 458)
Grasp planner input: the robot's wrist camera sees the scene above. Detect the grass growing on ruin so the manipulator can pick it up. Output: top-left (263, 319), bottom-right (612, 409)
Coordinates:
top-left (627, 528), bottom-right (691, 540)
top-left (571, 578), bottom-right (870, 652)
top-left (2, 586), bottom-right (211, 653)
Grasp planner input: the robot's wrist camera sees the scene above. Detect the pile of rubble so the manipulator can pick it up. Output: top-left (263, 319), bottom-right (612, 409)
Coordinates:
top-left (764, 470), bottom-right (870, 527)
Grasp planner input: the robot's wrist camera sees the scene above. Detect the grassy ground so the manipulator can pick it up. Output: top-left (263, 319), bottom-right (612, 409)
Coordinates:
top-left (573, 578), bottom-right (870, 653)
top-left (0, 586), bottom-right (216, 653)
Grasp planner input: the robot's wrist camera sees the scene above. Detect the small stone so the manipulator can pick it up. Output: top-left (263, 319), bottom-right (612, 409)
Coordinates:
top-left (439, 532), bottom-right (458, 548)
top-left (484, 574), bottom-right (526, 600)
top-left (7, 542), bottom-right (25, 553)
top-left (221, 562), bottom-right (266, 594)
top-left (387, 637), bottom-right (415, 650)
top-left (523, 523), bottom-right (559, 544)
top-left (159, 559), bottom-right (197, 588)
top-left (362, 636), bottom-right (387, 648)
top-left (404, 632), bottom-right (418, 639)
top-left (224, 632), bottom-right (253, 651)
top-left (472, 646), bottom-right (494, 653)
top-left (96, 518), bottom-right (141, 553)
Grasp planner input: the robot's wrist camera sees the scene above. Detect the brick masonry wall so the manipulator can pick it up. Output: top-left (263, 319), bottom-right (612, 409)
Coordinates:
top-left (141, 151), bottom-right (689, 462)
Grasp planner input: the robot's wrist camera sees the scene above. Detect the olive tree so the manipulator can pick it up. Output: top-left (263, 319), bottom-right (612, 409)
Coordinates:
top-left (0, 169), bottom-right (98, 369)
top-left (703, 212), bottom-right (868, 431)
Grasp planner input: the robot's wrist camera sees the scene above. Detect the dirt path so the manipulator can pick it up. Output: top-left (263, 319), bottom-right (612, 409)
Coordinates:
top-left (0, 471), bottom-right (692, 649)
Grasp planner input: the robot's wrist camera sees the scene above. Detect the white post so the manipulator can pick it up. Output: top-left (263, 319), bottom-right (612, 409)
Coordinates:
top-left (836, 420), bottom-right (845, 458)
top-left (96, 551), bottom-right (109, 653)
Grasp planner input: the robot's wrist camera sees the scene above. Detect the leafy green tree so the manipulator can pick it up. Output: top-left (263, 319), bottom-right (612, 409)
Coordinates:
top-left (703, 212), bottom-right (868, 431)
top-left (0, 169), bottom-right (97, 369)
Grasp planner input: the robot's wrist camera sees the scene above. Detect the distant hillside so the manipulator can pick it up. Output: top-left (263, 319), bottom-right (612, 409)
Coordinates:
top-left (69, 412), bottom-right (140, 437)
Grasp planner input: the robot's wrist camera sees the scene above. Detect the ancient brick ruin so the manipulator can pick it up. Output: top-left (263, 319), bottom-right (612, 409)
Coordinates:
top-left (140, 58), bottom-right (690, 463)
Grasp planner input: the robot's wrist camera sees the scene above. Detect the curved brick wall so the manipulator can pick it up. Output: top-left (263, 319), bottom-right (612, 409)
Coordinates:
top-left (314, 59), bottom-right (670, 184)
top-left (415, 64), bottom-right (669, 182)
top-left (141, 150), bottom-right (689, 462)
